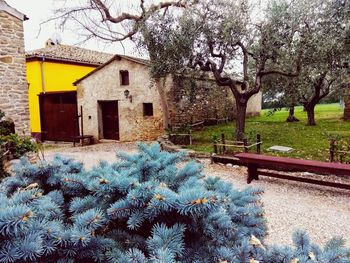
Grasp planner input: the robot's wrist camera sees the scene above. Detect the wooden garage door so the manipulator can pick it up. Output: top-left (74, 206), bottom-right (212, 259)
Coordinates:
top-left (39, 92), bottom-right (78, 141)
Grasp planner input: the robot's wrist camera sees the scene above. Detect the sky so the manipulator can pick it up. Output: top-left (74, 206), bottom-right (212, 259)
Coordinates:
top-left (6, 0), bottom-right (136, 55)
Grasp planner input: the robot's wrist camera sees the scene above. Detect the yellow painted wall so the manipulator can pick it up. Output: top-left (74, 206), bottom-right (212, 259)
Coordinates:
top-left (26, 60), bottom-right (96, 133)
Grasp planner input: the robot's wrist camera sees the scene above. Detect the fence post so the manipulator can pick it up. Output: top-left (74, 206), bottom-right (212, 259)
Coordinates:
top-left (256, 134), bottom-right (261, 154)
top-left (213, 143), bottom-right (218, 154)
top-left (221, 133), bottom-right (226, 154)
top-left (329, 139), bottom-right (335, 162)
top-left (189, 129), bottom-right (192, 145)
top-left (243, 138), bottom-right (248, 153)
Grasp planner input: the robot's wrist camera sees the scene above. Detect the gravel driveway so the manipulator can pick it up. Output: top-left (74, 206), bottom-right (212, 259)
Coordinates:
top-left (44, 142), bottom-right (350, 247)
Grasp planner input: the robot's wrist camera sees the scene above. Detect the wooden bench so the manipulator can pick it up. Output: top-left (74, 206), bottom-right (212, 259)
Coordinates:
top-left (235, 153), bottom-right (350, 190)
top-left (73, 135), bottom-right (94, 147)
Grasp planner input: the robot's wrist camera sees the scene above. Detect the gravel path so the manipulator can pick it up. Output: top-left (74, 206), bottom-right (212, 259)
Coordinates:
top-left (44, 142), bottom-right (350, 247)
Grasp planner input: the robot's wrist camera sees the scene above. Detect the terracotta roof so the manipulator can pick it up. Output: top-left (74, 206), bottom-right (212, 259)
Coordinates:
top-left (26, 44), bottom-right (149, 67)
top-left (118, 54), bottom-right (149, 66)
top-left (26, 45), bottom-right (115, 66)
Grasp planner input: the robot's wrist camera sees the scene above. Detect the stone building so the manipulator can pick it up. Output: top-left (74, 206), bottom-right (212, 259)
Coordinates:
top-left (74, 55), bottom-right (164, 142)
top-left (0, 1), bottom-right (30, 134)
top-left (75, 55), bottom-right (262, 142)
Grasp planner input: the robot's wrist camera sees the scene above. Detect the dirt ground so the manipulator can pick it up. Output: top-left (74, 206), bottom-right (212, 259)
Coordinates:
top-left (43, 142), bottom-right (350, 247)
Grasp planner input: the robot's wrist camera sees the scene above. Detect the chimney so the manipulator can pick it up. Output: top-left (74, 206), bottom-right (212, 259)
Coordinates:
top-left (45, 38), bottom-right (56, 47)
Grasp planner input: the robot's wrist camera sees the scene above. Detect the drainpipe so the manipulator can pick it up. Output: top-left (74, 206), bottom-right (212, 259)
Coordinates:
top-left (40, 56), bottom-right (46, 93)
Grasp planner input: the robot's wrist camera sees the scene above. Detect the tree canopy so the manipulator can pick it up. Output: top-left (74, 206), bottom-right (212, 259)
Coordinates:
top-left (262, 0), bottom-right (349, 125)
top-left (138, 0), bottom-right (302, 139)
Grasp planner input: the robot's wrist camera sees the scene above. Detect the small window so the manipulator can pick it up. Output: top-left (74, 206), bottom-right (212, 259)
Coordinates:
top-left (120, 70), bottom-right (129, 85)
top-left (143, 103), bottom-right (153, 117)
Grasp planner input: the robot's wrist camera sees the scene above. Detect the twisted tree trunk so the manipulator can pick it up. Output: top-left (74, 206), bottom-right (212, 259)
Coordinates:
top-left (235, 101), bottom-right (247, 141)
top-left (305, 104), bottom-right (316, 125)
top-left (286, 106), bottom-right (299, 122)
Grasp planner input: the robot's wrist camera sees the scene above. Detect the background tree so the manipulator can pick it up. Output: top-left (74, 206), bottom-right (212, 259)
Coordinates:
top-left (262, 0), bottom-right (348, 126)
top-left (139, 0), bottom-right (302, 140)
top-left (262, 75), bottom-right (300, 122)
top-left (294, 0), bottom-right (348, 125)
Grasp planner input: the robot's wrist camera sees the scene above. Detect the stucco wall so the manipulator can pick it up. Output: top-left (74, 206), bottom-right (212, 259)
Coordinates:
top-left (77, 58), bottom-right (164, 142)
top-left (0, 10), bottom-right (30, 134)
top-left (246, 92), bottom-right (262, 117)
top-left (26, 60), bottom-right (96, 133)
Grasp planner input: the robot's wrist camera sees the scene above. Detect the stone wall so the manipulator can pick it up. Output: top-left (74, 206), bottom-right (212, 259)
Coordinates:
top-left (165, 75), bottom-right (261, 127)
top-left (0, 8), bottom-right (30, 135)
top-left (77, 58), bottom-right (164, 142)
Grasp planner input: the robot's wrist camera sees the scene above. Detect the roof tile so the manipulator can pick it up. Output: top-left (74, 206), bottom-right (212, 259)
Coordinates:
top-left (25, 45), bottom-right (148, 66)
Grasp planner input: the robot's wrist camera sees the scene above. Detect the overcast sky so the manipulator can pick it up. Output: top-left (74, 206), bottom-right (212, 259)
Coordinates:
top-left (6, 0), bottom-right (136, 55)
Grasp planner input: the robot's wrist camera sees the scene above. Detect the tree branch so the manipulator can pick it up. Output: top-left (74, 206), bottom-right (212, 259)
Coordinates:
top-left (260, 68), bottom-right (299, 78)
top-left (236, 41), bottom-right (249, 82)
top-left (52, 0), bottom-right (192, 43)
top-left (208, 41), bottom-right (226, 73)
top-left (92, 0), bottom-right (188, 24)
top-left (91, 0), bottom-right (141, 23)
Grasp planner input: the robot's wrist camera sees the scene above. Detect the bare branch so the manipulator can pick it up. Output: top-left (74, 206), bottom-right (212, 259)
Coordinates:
top-left (92, 0), bottom-right (187, 24)
top-left (91, 0), bottom-right (141, 23)
top-left (50, 0), bottom-right (192, 43)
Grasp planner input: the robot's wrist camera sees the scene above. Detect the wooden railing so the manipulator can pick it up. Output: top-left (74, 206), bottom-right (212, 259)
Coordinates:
top-left (213, 134), bottom-right (262, 155)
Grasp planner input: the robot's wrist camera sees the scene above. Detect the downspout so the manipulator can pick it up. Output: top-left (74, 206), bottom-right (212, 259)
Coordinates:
top-left (40, 56), bottom-right (46, 93)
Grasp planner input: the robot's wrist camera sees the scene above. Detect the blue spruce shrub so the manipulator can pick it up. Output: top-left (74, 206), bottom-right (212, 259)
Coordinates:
top-left (0, 143), bottom-right (349, 262)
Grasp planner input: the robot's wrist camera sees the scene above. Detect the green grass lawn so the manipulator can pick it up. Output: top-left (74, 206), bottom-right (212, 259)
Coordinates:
top-left (185, 103), bottom-right (350, 161)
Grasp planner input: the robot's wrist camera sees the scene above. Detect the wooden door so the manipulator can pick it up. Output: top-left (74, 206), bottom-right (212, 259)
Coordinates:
top-left (40, 92), bottom-right (78, 141)
top-left (101, 101), bottom-right (119, 140)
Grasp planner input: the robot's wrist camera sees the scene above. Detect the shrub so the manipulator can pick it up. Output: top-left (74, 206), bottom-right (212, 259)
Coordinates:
top-left (0, 133), bottom-right (37, 159)
top-left (0, 110), bottom-right (15, 136)
top-left (0, 110), bottom-right (37, 179)
top-left (0, 144), bottom-right (348, 262)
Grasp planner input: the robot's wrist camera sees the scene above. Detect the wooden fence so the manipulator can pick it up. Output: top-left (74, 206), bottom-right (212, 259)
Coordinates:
top-left (213, 133), bottom-right (262, 155)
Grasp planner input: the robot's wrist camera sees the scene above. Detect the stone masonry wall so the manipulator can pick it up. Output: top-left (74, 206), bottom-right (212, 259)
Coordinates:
top-left (166, 75), bottom-right (234, 126)
top-left (0, 10), bottom-right (30, 134)
top-left (165, 75), bottom-right (261, 127)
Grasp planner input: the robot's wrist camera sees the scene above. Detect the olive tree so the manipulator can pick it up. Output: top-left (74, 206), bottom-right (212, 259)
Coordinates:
top-left (139, 0), bottom-right (302, 140)
top-left (297, 0), bottom-right (348, 125)
top-left (262, 75), bottom-right (300, 122)
top-left (261, 0), bottom-right (349, 126)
